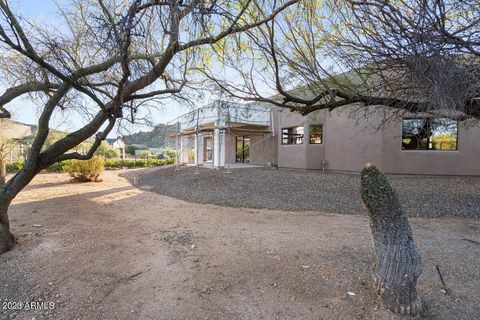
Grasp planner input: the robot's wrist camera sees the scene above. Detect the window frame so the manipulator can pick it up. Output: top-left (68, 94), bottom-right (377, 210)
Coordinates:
top-left (309, 124), bottom-right (323, 144)
top-left (401, 117), bottom-right (458, 151)
top-left (281, 126), bottom-right (304, 145)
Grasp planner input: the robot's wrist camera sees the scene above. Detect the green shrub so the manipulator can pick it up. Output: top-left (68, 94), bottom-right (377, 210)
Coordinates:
top-left (95, 141), bottom-right (119, 159)
top-left (105, 158), bottom-right (122, 169)
top-left (6, 160), bottom-right (25, 173)
top-left (102, 158), bottom-right (172, 170)
top-left (135, 159), bottom-right (147, 167)
top-left (161, 148), bottom-right (176, 159)
top-left (45, 160), bottom-right (71, 173)
top-left (123, 160), bottom-right (137, 168)
top-left (64, 156), bottom-right (105, 182)
top-left (139, 151), bottom-right (154, 159)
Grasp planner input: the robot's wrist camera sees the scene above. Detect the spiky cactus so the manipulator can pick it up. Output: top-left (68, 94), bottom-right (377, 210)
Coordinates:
top-left (361, 163), bottom-right (422, 315)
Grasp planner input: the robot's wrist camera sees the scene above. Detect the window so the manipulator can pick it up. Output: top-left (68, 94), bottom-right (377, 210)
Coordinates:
top-left (402, 118), bottom-right (458, 151)
top-left (282, 126), bottom-right (304, 145)
top-left (309, 125), bottom-right (323, 144)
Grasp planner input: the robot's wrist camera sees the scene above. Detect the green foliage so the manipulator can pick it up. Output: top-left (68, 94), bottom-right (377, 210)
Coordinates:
top-left (139, 150), bottom-right (154, 159)
top-left (104, 157), bottom-right (174, 169)
top-left (64, 156), bottom-right (105, 182)
top-left (6, 160), bottom-right (25, 173)
top-left (45, 160), bottom-right (74, 173)
top-left (7, 156), bottom-right (175, 175)
top-left (161, 148), bottom-right (176, 159)
top-left (95, 141), bottom-right (119, 159)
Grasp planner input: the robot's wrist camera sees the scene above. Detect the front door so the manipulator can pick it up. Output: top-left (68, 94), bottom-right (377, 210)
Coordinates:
top-left (236, 136), bottom-right (250, 163)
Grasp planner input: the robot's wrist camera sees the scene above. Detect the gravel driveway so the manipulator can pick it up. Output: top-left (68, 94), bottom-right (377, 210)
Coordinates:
top-left (123, 166), bottom-right (480, 219)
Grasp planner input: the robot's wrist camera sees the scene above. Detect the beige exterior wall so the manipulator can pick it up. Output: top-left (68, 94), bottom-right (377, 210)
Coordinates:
top-left (225, 132), bottom-right (277, 166)
top-left (183, 104), bottom-right (479, 176)
top-left (379, 118), bottom-right (480, 176)
top-left (275, 106), bottom-right (480, 176)
top-left (276, 109), bottom-right (326, 170)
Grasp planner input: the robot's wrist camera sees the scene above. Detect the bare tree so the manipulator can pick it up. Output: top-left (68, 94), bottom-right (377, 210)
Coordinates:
top-left (204, 0), bottom-right (480, 120)
top-left (201, 0), bottom-right (480, 315)
top-left (0, 0), bottom-right (299, 253)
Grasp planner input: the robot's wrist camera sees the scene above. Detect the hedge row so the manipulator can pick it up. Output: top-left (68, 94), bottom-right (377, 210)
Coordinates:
top-left (5, 157), bottom-right (175, 174)
top-left (104, 158), bottom-right (175, 169)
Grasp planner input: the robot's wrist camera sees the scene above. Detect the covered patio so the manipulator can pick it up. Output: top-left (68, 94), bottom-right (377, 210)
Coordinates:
top-left (166, 102), bottom-right (276, 168)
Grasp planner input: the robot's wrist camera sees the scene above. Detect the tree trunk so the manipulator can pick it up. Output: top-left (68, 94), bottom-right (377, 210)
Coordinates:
top-left (361, 164), bottom-right (422, 315)
top-left (0, 155), bottom-right (5, 186)
top-left (0, 196), bottom-right (14, 253)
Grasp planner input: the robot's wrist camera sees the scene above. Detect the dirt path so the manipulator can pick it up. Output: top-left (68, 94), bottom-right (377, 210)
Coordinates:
top-left (0, 170), bottom-right (479, 320)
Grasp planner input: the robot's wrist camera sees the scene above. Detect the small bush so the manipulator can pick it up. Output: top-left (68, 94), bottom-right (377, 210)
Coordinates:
top-left (64, 156), bottom-right (105, 182)
top-left (105, 158), bottom-right (122, 169)
top-left (45, 160), bottom-right (71, 173)
top-left (122, 160), bottom-right (137, 168)
top-left (6, 160), bottom-right (25, 173)
top-left (139, 151), bottom-right (154, 159)
top-left (95, 141), bottom-right (119, 159)
top-left (161, 148), bottom-right (176, 159)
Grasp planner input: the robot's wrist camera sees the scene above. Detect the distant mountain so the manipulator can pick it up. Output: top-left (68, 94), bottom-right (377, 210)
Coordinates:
top-left (122, 123), bottom-right (172, 148)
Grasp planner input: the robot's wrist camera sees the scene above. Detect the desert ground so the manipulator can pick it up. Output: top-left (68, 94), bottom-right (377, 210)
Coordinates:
top-left (0, 168), bottom-right (479, 320)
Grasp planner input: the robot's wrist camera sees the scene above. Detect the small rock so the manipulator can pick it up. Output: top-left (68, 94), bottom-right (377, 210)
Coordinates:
top-left (302, 265), bottom-right (310, 269)
top-left (32, 224), bottom-right (43, 228)
top-left (48, 282), bottom-right (53, 286)
top-left (190, 244), bottom-right (196, 249)
top-left (347, 291), bottom-right (356, 296)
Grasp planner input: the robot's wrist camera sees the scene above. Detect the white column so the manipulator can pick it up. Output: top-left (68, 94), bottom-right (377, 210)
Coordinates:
top-left (175, 135), bottom-right (179, 165)
top-left (197, 135), bottom-right (204, 165)
top-left (213, 129), bottom-right (220, 168)
top-left (180, 137), bottom-right (185, 163)
top-left (194, 134), bottom-right (199, 165)
top-left (219, 130), bottom-right (225, 167)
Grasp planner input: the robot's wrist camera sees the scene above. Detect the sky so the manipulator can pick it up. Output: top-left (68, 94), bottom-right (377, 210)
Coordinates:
top-left (4, 0), bottom-right (196, 136)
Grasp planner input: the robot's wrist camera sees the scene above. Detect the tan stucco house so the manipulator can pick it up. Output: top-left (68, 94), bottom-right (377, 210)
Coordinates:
top-left (170, 102), bottom-right (480, 176)
top-left (106, 137), bottom-right (126, 159)
top-left (0, 120), bottom-right (34, 162)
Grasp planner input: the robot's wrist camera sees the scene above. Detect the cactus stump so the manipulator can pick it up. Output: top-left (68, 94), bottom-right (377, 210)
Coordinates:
top-left (360, 163), bottom-right (422, 315)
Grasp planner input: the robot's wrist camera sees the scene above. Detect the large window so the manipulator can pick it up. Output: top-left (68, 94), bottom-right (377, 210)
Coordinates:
top-left (402, 118), bottom-right (458, 151)
top-left (282, 126), bottom-right (304, 145)
top-left (309, 125), bottom-right (323, 144)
